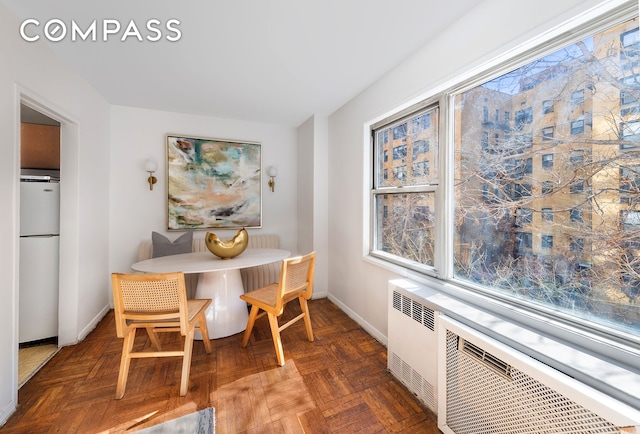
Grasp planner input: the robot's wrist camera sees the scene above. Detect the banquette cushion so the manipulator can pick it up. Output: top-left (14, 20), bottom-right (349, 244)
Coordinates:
top-left (137, 233), bottom-right (282, 298)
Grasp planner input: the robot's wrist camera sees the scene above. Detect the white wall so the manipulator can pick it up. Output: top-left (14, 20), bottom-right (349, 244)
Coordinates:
top-left (326, 0), bottom-right (624, 340)
top-left (297, 115), bottom-right (329, 297)
top-left (109, 105), bottom-right (298, 276)
top-left (0, 2), bottom-right (111, 424)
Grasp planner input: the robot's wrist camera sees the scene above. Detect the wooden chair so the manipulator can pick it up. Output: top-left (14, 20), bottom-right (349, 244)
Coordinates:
top-left (111, 272), bottom-right (212, 399)
top-left (240, 251), bottom-right (316, 366)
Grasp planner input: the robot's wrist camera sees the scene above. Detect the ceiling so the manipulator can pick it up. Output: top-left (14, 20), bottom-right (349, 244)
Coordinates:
top-left (3, 0), bottom-right (479, 127)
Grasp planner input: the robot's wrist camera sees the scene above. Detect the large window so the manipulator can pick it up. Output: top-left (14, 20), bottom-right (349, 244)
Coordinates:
top-left (371, 12), bottom-right (640, 340)
top-left (372, 105), bottom-right (439, 270)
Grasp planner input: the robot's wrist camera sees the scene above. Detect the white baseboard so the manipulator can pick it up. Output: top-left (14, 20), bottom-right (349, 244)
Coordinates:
top-left (0, 397), bottom-right (17, 427)
top-left (326, 294), bottom-right (387, 346)
top-left (78, 305), bottom-right (110, 342)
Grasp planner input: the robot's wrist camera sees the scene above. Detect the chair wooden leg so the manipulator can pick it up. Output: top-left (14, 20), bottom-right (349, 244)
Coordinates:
top-left (267, 313), bottom-right (285, 366)
top-left (180, 328), bottom-right (195, 396)
top-left (145, 327), bottom-right (162, 351)
top-left (197, 313), bottom-right (213, 353)
top-left (241, 305), bottom-right (259, 347)
top-left (299, 297), bottom-right (314, 342)
top-left (115, 328), bottom-right (136, 399)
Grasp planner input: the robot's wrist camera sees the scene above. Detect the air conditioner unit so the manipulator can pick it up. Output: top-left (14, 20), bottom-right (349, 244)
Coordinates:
top-left (387, 279), bottom-right (439, 413)
top-left (438, 315), bottom-right (640, 434)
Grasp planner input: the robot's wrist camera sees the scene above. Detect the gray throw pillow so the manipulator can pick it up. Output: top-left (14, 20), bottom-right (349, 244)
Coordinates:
top-left (151, 231), bottom-right (193, 258)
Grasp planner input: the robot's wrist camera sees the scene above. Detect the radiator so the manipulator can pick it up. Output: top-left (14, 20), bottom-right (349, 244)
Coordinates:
top-left (437, 315), bottom-right (640, 434)
top-left (387, 279), bottom-right (439, 412)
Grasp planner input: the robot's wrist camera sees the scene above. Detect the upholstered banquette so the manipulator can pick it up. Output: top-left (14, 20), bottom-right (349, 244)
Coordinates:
top-left (137, 234), bottom-right (282, 298)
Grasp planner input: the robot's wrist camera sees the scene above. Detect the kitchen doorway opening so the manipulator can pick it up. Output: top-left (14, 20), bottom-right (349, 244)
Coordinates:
top-left (18, 104), bottom-right (61, 388)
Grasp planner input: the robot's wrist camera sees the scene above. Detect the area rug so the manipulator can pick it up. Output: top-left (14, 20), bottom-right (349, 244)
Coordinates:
top-left (138, 407), bottom-right (215, 433)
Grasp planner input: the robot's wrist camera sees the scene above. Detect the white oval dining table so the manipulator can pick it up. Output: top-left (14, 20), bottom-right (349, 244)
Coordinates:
top-left (131, 248), bottom-right (290, 339)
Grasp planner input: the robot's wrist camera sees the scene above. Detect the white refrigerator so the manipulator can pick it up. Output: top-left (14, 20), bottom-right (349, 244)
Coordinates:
top-left (19, 180), bottom-right (60, 344)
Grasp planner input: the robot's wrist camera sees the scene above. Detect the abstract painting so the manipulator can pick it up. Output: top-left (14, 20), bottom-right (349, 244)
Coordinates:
top-left (166, 135), bottom-right (262, 230)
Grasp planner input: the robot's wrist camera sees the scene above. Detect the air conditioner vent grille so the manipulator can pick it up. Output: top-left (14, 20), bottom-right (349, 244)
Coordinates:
top-left (445, 330), bottom-right (621, 434)
top-left (391, 290), bottom-right (435, 331)
top-left (459, 338), bottom-right (513, 379)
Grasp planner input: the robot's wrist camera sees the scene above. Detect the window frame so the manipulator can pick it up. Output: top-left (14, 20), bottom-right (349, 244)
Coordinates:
top-left (370, 98), bottom-right (442, 276)
top-left (366, 2), bottom-right (640, 368)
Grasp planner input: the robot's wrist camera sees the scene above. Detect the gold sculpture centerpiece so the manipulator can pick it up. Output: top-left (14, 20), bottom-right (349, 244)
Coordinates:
top-left (205, 228), bottom-right (248, 259)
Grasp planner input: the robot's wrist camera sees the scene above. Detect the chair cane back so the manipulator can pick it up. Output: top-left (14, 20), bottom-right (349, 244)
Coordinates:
top-left (111, 272), bottom-right (212, 398)
top-left (240, 251), bottom-right (316, 366)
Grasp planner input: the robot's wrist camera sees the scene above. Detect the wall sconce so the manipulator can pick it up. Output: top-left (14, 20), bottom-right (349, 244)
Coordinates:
top-left (267, 166), bottom-right (278, 192)
top-left (145, 160), bottom-right (157, 191)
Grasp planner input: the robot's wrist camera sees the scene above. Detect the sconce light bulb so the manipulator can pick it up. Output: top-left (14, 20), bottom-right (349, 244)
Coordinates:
top-left (145, 160), bottom-right (157, 172)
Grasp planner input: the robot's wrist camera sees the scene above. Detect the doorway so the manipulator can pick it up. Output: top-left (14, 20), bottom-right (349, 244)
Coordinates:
top-left (18, 104), bottom-right (60, 387)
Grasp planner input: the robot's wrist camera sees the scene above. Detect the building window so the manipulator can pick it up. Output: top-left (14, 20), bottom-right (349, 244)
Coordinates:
top-left (621, 28), bottom-right (640, 69)
top-left (621, 120), bottom-right (640, 148)
top-left (620, 165), bottom-right (640, 196)
top-left (393, 145), bottom-right (407, 161)
top-left (516, 232), bottom-right (533, 250)
top-left (571, 119), bottom-right (585, 135)
top-left (371, 11), bottom-right (640, 350)
top-left (412, 161), bottom-right (430, 177)
top-left (513, 183), bottom-right (532, 199)
top-left (379, 130), bottom-right (389, 145)
top-left (620, 75), bottom-right (640, 105)
top-left (570, 149), bottom-right (585, 164)
top-left (412, 139), bottom-right (430, 157)
top-left (394, 165), bottom-right (407, 181)
top-left (393, 123), bottom-right (407, 140)
top-left (412, 114), bottom-right (430, 132)
top-left (570, 180), bottom-right (585, 194)
top-left (542, 126), bottom-right (555, 141)
top-left (516, 208), bottom-right (532, 227)
top-left (511, 158), bottom-right (532, 179)
top-left (571, 89), bottom-right (585, 105)
top-left (482, 131), bottom-right (489, 151)
top-left (622, 210), bottom-right (640, 232)
top-left (515, 107), bottom-right (533, 129)
top-left (570, 238), bottom-right (585, 253)
top-left (570, 208), bottom-right (583, 222)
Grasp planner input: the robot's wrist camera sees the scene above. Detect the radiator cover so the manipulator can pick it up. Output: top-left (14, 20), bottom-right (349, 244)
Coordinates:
top-left (438, 315), bottom-right (640, 434)
top-left (387, 279), bottom-right (439, 412)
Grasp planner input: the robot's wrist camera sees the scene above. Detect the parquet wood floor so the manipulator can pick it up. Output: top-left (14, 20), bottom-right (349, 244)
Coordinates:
top-left (2, 298), bottom-right (439, 433)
